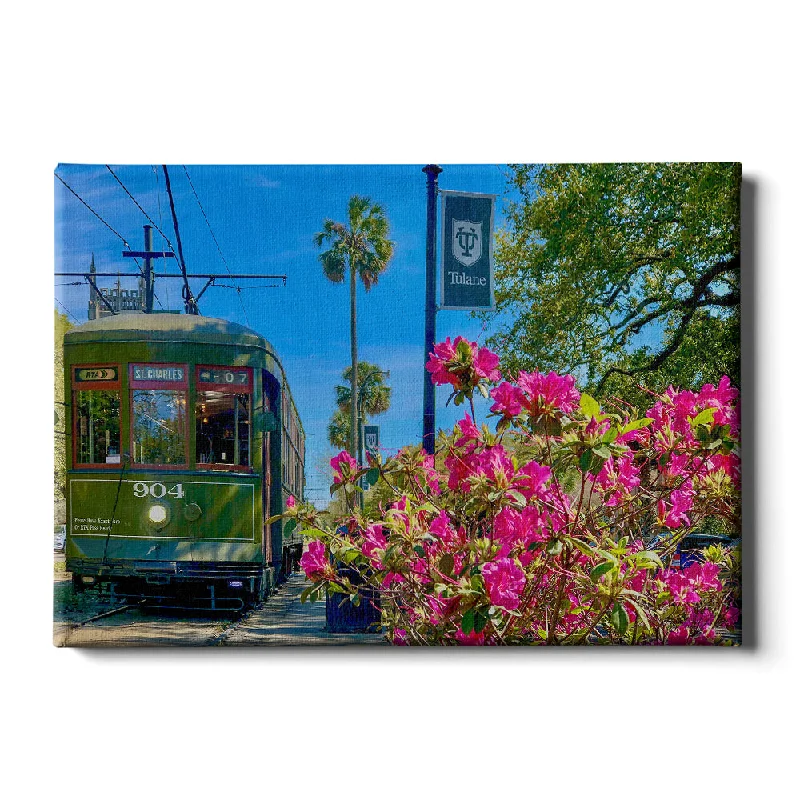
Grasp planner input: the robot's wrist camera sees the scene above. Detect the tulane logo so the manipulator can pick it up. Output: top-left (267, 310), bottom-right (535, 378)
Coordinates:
top-left (452, 219), bottom-right (483, 267)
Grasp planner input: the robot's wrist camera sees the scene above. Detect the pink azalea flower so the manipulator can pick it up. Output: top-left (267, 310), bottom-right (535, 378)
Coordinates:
top-left (514, 460), bottom-right (553, 503)
top-left (597, 454), bottom-right (641, 507)
top-left (286, 495), bottom-right (296, 508)
top-left (481, 558), bottom-right (526, 611)
top-left (425, 337), bottom-right (461, 388)
top-left (300, 540), bottom-right (330, 581)
top-left (429, 510), bottom-right (457, 543)
top-left (362, 524), bottom-right (387, 568)
top-left (421, 454), bottom-right (442, 495)
top-left (454, 413), bottom-right (481, 447)
top-left (393, 628), bottom-right (409, 645)
top-left (517, 370), bottom-right (581, 418)
top-left (657, 487), bottom-right (694, 528)
top-left (724, 606), bottom-right (740, 626)
top-left (475, 444), bottom-right (515, 485)
top-left (474, 346), bottom-right (501, 382)
top-left (490, 381), bottom-right (526, 418)
top-left (455, 628), bottom-right (486, 646)
top-left (425, 337), bottom-right (501, 390)
top-left (330, 450), bottom-right (358, 484)
top-left (667, 626), bottom-right (691, 645)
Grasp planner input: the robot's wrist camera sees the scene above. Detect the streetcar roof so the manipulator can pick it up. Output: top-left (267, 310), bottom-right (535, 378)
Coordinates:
top-left (64, 311), bottom-right (274, 351)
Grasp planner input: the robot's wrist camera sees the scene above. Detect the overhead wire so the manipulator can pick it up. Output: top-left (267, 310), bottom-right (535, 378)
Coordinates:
top-left (55, 170), bottom-right (164, 310)
top-left (103, 165), bottom-right (167, 310)
top-left (54, 295), bottom-right (79, 324)
top-left (183, 165), bottom-right (251, 328)
top-left (162, 165), bottom-right (199, 314)
top-left (152, 166), bottom-right (171, 310)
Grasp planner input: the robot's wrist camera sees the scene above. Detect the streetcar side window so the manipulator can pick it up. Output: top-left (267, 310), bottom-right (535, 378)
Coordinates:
top-left (132, 390), bottom-right (188, 465)
top-left (129, 363), bottom-right (189, 467)
top-left (72, 365), bottom-right (122, 466)
top-left (75, 391), bottom-right (121, 464)
top-left (196, 392), bottom-right (250, 467)
top-left (195, 366), bottom-right (252, 469)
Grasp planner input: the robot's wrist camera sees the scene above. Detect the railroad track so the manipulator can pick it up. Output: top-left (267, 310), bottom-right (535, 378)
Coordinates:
top-left (66, 599), bottom-right (145, 631)
top-left (57, 595), bottom-right (264, 646)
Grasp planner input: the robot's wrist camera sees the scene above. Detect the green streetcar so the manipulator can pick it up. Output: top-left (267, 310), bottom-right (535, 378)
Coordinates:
top-left (64, 312), bottom-right (305, 610)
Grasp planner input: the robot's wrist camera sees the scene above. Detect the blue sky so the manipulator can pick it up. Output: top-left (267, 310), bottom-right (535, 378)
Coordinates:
top-left (55, 164), bottom-right (519, 507)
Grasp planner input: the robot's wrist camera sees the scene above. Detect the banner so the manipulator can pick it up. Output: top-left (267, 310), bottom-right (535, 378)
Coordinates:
top-left (363, 425), bottom-right (380, 458)
top-left (440, 191), bottom-right (496, 309)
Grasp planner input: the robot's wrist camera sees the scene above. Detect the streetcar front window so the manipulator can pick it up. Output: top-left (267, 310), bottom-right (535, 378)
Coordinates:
top-left (196, 392), bottom-right (250, 467)
top-left (132, 390), bottom-right (188, 465)
top-left (75, 390), bottom-right (121, 464)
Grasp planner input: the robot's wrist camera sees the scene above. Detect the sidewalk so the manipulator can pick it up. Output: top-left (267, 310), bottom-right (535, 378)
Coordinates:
top-left (222, 572), bottom-right (388, 646)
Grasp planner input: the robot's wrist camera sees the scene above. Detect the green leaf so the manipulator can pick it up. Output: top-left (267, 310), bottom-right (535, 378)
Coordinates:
top-left (634, 550), bottom-right (663, 569)
top-left (579, 449), bottom-right (594, 472)
top-left (438, 553), bottom-right (455, 576)
top-left (284, 518), bottom-right (297, 537)
top-left (339, 547), bottom-right (361, 564)
top-left (692, 408), bottom-right (715, 427)
top-left (478, 383), bottom-right (489, 399)
top-left (620, 417), bottom-right (654, 435)
top-left (474, 608), bottom-right (489, 634)
top-left (567, 537), bottom-right (597, 558)
top-left (413, 545), bottom-right (426, 558)
top-left (365, 467), bottom-right (380, 487)
top-left (546, 539), bottom-right (563, 556)
top-left (506, 489), bottom-right (527, 508)
top-left (610, 602), bottom-right (629, 636)
top-left (590, 561), bottom-right (615, 582)
top-left (461, 607), bottom-right (475, 635)
top-left (580, 393), bottom-right (602, 420)
top-left (592, 444), bottom-right (612, 461)
top-left (300, 584), bottom-right (317, 603)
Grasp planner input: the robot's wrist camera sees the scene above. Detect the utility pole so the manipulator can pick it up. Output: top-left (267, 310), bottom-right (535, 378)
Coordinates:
top-left (422, 164), bottom-right (442, 455)
top-left (122, 225), bottom-right (175, 312)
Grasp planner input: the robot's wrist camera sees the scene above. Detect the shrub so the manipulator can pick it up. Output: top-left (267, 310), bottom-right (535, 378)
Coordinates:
top-left (284, 337), bottom-right (740, 645)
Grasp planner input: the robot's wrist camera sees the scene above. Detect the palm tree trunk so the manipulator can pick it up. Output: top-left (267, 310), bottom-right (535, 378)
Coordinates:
top-left (349, 258), bottom-right (358, 461)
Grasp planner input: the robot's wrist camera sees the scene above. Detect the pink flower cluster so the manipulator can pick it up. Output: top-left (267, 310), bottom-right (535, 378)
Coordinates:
top-left (301, 337), bottom-right (740, 646)
top-left (300, 540), bottom-right (331, 582)
top-left (481, 558), bottom-right (526, 611)
top-left (596, 454), bottom-right (641, 507)
top-left (491, 371), bottom-right (581, 420)
top-left (330, 450), bottom-right (358, 484)
top-left (426, 336), bottom-right (501, 391)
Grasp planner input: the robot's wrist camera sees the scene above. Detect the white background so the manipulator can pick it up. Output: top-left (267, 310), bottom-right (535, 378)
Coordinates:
top-left (2, 2), bottom-right (796, 798)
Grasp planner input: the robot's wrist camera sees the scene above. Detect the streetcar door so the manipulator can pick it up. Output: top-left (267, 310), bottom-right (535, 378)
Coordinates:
top-left (261, 371), bottom-right (281, 563)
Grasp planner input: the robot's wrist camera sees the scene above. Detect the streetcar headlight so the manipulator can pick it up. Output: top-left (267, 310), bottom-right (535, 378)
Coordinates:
top-left (148, 504), bottom-right (168, 524)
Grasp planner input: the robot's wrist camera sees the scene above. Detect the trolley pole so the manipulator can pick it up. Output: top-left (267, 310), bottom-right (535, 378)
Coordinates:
top-left (143, 225), bottom-right (154, 313)
top-left (422, 164), bottom-right (442, 455)
top-left (122, 225), bottom-right (175, 313)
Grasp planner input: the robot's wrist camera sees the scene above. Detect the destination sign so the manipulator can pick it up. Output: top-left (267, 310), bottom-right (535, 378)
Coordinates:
top-left (75, 367), bottom-right (118, 382)
top-left (132, 365), bottom-right (185, 382)
top-left (198, 368), bottom-right (250, 387)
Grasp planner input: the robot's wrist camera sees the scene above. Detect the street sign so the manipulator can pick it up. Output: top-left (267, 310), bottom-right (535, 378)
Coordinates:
top-left (440, 191), bottom-right (496, 310)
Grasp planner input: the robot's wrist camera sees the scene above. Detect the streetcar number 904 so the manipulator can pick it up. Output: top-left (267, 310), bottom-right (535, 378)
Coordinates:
top-left (133, 482), bottom-right (184, 499)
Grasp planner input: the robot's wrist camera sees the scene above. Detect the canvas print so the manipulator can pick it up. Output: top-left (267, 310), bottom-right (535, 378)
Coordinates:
top-left (54, 163), bottom-right (741, 646)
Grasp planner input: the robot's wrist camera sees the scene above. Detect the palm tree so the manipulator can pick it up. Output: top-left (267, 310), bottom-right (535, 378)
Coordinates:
top-left (328, 362), bottom-right (391, 458)
top-left (314, 196), bottom-right (394, 459)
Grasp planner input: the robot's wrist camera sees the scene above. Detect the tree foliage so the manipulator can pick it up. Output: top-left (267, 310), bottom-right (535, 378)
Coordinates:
top-left (54, 309), bottom-right (72, 519)
top-left (327, 362), bottom-right (391, 449)
top-left (487, 163), bottom-right (740, 401)
top-left (314, 196), bottom-right (394, 456)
